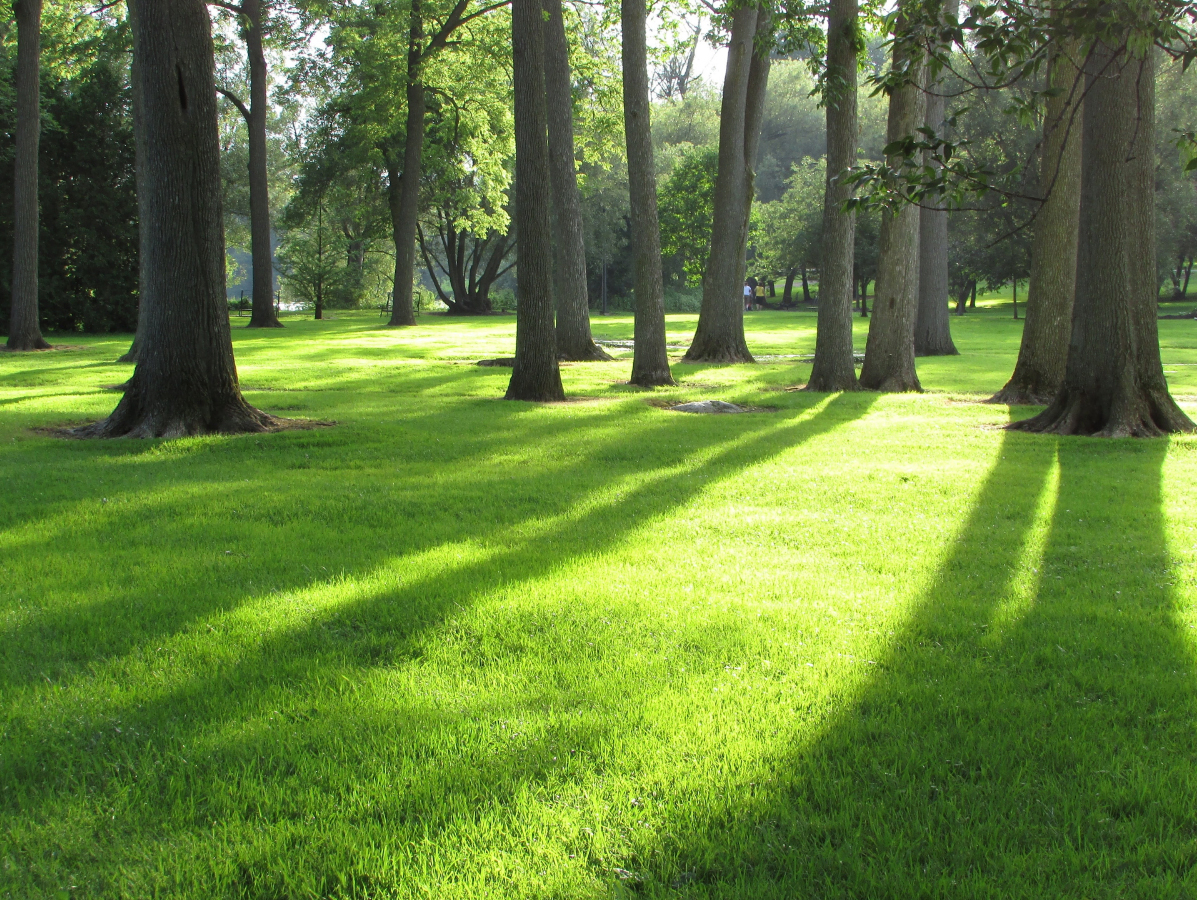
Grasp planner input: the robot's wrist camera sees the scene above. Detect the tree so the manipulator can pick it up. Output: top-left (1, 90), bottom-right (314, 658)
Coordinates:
top-left (752, 157), bottom-right (824, 306)
top-left (505, 0), bottom-right (564, 400)
top-left (1013, 41), bottom-right (1192, 436)
top-left (807, 0), bottom-right (859, 390)
top-left (991, 45), bottom-right (1082, 405)
top-left (912, 0), bottom-right (959, 358)
top-left (278, 191), bottom-right (340, 318)
top-left (621, 0), bottom-right (673, 386)
top-left (684, 2), bottom-right (771, 364)
top-left (542, 0), bottom-right (609, 360)
top-left (657, 144), bottom-right (718, 286)
top-left (214, 0), bottom-right (282, 327)
top-left (7, 0), bottom-right (49, 350)
top-left (382, 0), bottom-right (506, 328)
top-left (77, 0), bottom-right (275, 437)
top-left (858, 4), bottom-right (925, 392)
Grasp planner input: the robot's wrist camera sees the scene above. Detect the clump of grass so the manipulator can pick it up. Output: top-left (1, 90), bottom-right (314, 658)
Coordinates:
top-left (1, 311), bottom-right (1196, 898)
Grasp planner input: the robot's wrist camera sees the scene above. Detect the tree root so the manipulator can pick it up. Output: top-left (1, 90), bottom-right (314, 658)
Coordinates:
top-left (1008, 387), bottom-right (1195, 437)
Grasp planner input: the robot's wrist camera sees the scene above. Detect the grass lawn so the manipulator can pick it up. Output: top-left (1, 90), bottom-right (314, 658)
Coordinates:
top-left (3, 307), bottom-right (1197, 898)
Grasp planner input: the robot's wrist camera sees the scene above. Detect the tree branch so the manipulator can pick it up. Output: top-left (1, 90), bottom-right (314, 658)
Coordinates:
top-left (216, 87), bottom-right (251, 124)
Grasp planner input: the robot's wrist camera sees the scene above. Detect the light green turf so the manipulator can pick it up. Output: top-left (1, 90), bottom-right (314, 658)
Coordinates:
top-left (3, 309), bottom-right (1197, 899)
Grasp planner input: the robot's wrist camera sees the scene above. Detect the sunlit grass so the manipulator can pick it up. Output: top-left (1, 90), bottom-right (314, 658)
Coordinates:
top-left (2, 310), bottom-right (1197, 898)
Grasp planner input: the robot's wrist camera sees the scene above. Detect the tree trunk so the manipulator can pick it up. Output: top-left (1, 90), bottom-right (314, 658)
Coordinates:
top-left (242, 0), bottom-right (281, 328)
top-left (7, 0), bottom-right (48, 351)
top-left (1183, 258), bottom-right (1193, 297)
top-left (386, 0), bottom-right (425, 328)
top-left (1012, 45), bottom-right (1192, 437)
top-left (993, 45), bottom-right (1082, 404)
top-left (782, 267), bottom-right (795, 307)
top-left (77, 0), bottom-right (275, 437)
top-left (860, 278), bottom-right (870, 316)
top-left (807, 0), bottom-right (858, 390)
top-left (800, 263), bottom-right (811, 305)
top-left (119, 0), bottom-right (147, 364)
top-left (859, 5), bottom-right (925, 392)
top-left (684, 3), bottom-right (769, 363)
top-left (913, 0), bottom-right (958, 357)
top-left (969, 281), bottom-right (976, 308)
top-left (621, 0), bottom-right (673, 386)
top-left (1012, 278), bottom-right (1018, 319)
top-left (542, 0), bottom-right (609, 361)
top-left (506, 0), bottom-right (565, 401)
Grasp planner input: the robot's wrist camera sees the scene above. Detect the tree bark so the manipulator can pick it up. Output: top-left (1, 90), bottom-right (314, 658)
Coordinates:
top-left (1012, 45), bottom-right (1193, 437)
top-left (7, 0), bottom-right (48, 351)
top-left (912, 0), bottom-right (958, 357)
top-left (991, 46), bottom-right (1082, 404)
top-left (807, 0), bottom-right (858, 391)
top-left (859, 6), bottom-right (925, 392)
top-left (506, 0), bottom-right (565, 401)
top-left (386, 0), bottom-right (426, 328)
top-left (242, 0), bottom-right (281, 327)
top-left (781, 267), bottom-right (795, 307)
top-left (684, 3), bottom-right (770, 363)
top-left (621, 0), bottom-right (673, 386)
top-left (119, 0), bottom-right (148, 363)
top-left (542, 0), bottom-right (609, 361)
top-left (76, 0), bottom-right (275, 437)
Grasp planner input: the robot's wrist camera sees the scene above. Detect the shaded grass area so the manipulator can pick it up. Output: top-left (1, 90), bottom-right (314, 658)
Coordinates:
top-left (2, 312), bottom-right (1197, 897)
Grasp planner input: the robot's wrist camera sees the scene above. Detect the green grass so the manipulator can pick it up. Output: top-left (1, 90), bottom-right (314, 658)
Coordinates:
top-left (3, 309), bottom-right (1197, 898)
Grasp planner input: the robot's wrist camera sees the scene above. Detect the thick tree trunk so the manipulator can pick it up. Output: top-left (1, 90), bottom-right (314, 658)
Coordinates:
top-left (913, 0), bottom-right (958, 357)
top-left (7, 0), bottom-right (48, 351)
top-left (506, 0), bottom-right (564, 401)
top-left (621, 0), bottom-right (673, 386)
top-left (542, 0), bottom-right (609, 361)
top-left (807, 0), bottom-right (858, 391)
top-left (991, 48), bottom-right (1082, 404)
top-left (387, 0), bottom-right (425, 328)
top-left (859, 7), bottom-right (925, 392)
top-left (684, 4), bottom-right (769, 363)
top-left (1012, 46), bottom-right (1192, 437)
top-left (119, 0), bottom-right (147, 364)
top-left (77, 0), bottom-right (275, 437)
top-left (242, 0), bottom-right (281, 328)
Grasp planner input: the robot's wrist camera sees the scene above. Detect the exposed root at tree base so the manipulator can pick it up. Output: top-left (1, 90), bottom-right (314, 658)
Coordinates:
top-left (558, 345), bottom-right (615, 363)
top-left (58, 397), bottom-right (332, 440)
top-left (1008, 389), bottom-right (1195, 437)
top-left (246, 319), bottom-right (285, 329)
top-left (681, 349), bottom-right (755, 365)
top-left (629, 371), bottom-right (676, 389)
top-left (804, 377), bottom-right (860, 393)
top-left (987, 385), bottom-right (1055, 406)
top-left (858, 376), bottom-right (922, 393)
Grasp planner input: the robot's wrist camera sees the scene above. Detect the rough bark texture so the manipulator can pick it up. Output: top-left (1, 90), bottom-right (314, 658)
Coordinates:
top-left (621, 0), bottom-right (673, 386)
top-left (506, 0), bottom-right (565, 401)
top-left (118, 0), bottom-right (147, 364)
top-left (684, 4), bottom-right (768, 363)
top-left (912, 0), bottom-right (958, 357)
top-left (807, 0), bottom-right (859, 391)
top-left (7, 0), bottom-right (48, 351)
top-left (542, 0), bottom-right (609, 361)
top-left (1012, 46), bottom-right (1192, 437)
top-left (386, 0), bottom-right (425, 328)
top-left (991, 47), bottom-right (1082, 404)
top-left (859, 9), bottom-right (925, 392)
top-left (242, 0), bottom-right (281, 328)
top-left (76, 0), bottom-right (275, 437)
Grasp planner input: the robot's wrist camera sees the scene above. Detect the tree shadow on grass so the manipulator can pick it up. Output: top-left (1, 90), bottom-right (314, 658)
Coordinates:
top-left (3, 394), bottom-right (880, 896)
top-left (653, 428), bottom-right (1197, 897)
